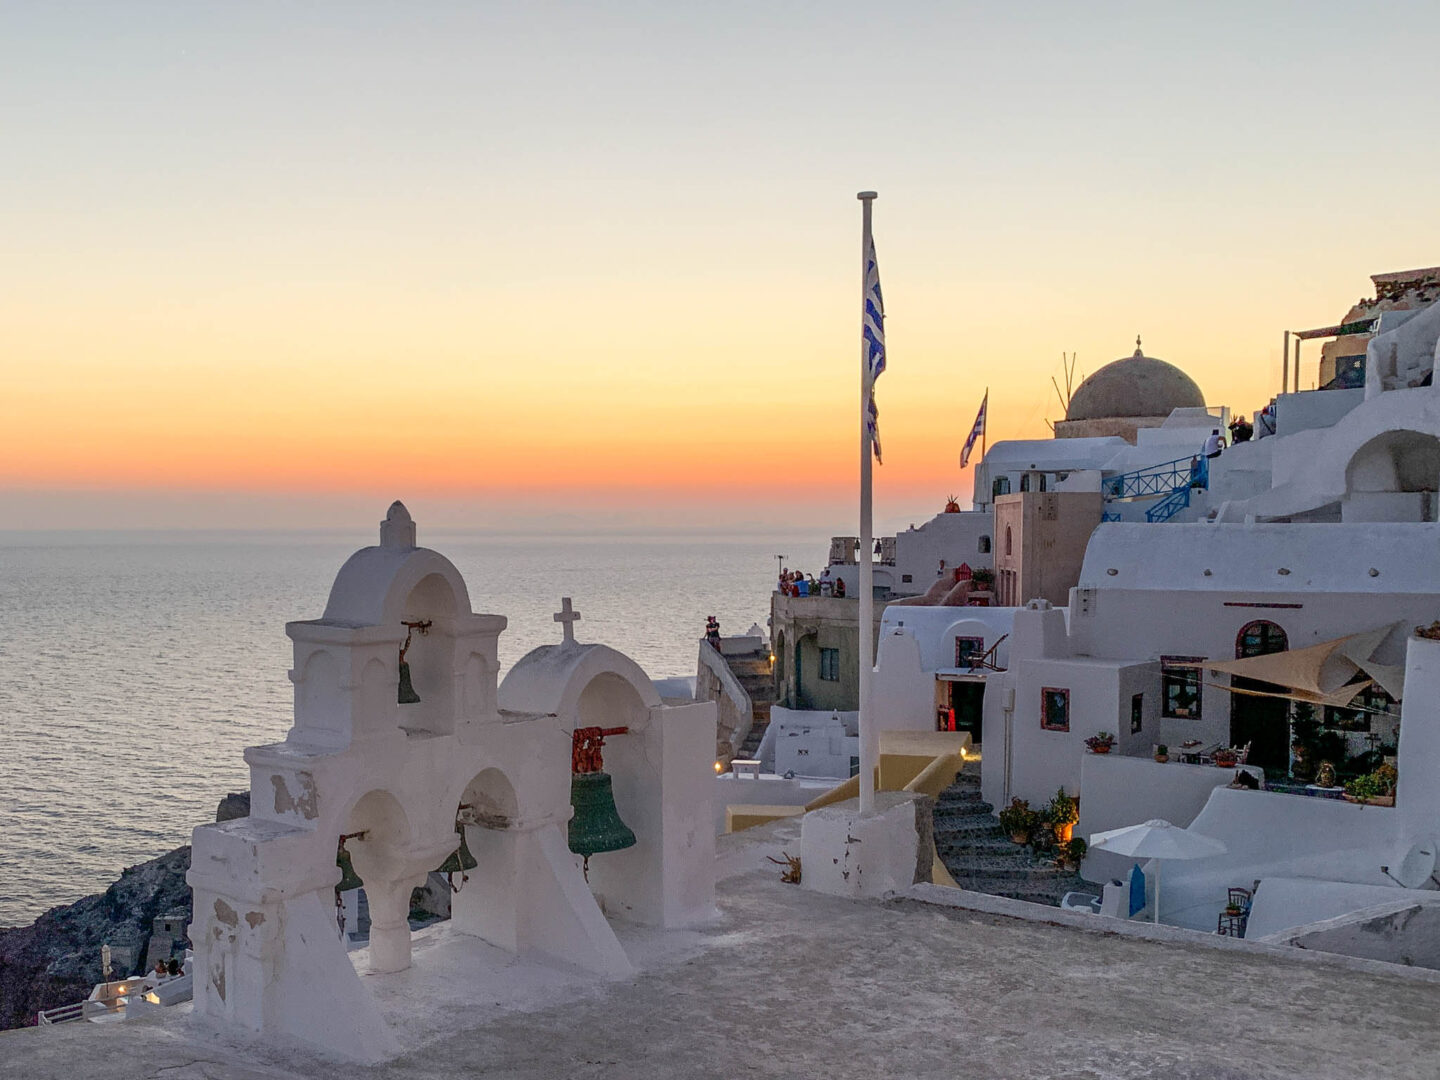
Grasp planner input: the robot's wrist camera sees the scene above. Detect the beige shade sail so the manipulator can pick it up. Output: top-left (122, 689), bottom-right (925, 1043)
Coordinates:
top-left (1204, 623), bottom-right (1403, 704)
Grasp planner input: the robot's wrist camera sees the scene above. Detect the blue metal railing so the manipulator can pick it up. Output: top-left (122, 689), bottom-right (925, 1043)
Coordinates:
top-left (1101, 511), bottom-right (1123, 523)
top-left (1145, 486), bottom-right (1193, 523)
top-left (1103, 455), bottom-right (1207, 501)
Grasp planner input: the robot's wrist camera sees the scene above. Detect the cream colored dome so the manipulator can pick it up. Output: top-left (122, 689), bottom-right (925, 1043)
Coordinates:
top-left (1065, 338), bottom-right (1205, 422)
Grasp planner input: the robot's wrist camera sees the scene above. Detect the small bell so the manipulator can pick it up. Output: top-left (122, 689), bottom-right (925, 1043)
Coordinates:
top-left (397, 660), bottom-right (421, 705)
top-left (335, 844), bottom-right (364, 894)
top-left (568, 771), bottom-right (637, 875)
top-left (435, 822), bottom-right (479, 891)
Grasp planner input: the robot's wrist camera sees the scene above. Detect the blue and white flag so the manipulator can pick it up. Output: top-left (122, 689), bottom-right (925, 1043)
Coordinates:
top-left (960, 390), bottom-right (987, 468)
top-left (864, 237), bottom-right (885, 463)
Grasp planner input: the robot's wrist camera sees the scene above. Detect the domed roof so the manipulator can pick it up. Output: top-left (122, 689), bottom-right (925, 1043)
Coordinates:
top-left (1065, 337), bottom-right (1205, 422)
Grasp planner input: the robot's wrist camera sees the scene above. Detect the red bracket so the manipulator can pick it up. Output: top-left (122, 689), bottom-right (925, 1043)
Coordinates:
top-left (572, 726), bottom-right (628, 774)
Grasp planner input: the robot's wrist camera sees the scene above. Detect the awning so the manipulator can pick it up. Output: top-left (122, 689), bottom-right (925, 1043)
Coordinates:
top-left (1204, 623), bottom-right (1403, 704)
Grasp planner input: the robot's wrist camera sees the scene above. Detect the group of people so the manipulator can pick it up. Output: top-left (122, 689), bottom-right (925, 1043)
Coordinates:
top-left (776, 568), bottom-right (845, 598)
top-left (150, 957), bottom-right (183, 981)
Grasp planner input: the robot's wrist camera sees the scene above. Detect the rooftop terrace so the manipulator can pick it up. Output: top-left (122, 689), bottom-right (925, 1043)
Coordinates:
top-left (6, 818), bottom-right (1440, 1080)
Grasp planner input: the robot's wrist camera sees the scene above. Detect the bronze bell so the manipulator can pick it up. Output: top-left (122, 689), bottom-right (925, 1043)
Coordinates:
top-left (398, 659), bottom-right (421, 705)
top-left (335, 844), bottom-right (364, 893)
top-left (568, 771), bottom-right (636, 869)
top-left (435, 821), bottom-right (479, 892)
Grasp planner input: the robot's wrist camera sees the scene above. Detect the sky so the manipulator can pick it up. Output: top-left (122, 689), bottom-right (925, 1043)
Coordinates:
top-left (4, 1), bottom-right (1440, 535)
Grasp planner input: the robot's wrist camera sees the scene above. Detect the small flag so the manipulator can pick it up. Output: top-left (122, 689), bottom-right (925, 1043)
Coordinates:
top-left (864, 238), bottom-right (885, 463)
top-left (960, 391), bottom-right (987, 468)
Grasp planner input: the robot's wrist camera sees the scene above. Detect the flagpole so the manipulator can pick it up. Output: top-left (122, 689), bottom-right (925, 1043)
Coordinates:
top-left (858, 190), bottom-right (877, 815)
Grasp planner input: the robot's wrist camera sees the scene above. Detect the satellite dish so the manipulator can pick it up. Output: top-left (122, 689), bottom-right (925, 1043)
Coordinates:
top-left (1388, 840), bottom-right (1438, 890)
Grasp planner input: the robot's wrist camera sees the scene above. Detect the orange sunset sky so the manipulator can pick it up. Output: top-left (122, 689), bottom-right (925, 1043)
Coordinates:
top-left (5, 3), bottom-right (1440, 535)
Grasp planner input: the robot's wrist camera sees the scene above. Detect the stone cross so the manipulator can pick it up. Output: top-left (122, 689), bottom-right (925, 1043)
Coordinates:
top-left (554, 597), bottom-right (581, 644)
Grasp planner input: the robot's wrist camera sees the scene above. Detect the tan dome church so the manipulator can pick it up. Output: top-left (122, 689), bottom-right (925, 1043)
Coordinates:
top-left (1054, 337), bottom-right (1207, 442)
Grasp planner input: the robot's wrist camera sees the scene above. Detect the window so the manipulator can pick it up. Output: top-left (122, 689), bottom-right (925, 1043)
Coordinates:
top-left (955, 636), bottom-right (985, 667)
top-left (901, 574), bottom-right (913, 583)
top-left (1324, 685), bottom-right (1394, 733)
top-left (1162, 657), bottom-right (1204, 719)
top-left (992, 476), bottom-right (1011, 498)
top-left (978, 535), bottom-right (991, 554)
top-left (1041, 687), bottom-right (1070, 731)
top-left (1004, 527), bottom-right (1013, 556)
top-left (1237, 620), bottom-right (1288, 658)
top-left (1131, 693), bottom-right (1144, 734)
top-left (819, 647), bottom-right (840, 682)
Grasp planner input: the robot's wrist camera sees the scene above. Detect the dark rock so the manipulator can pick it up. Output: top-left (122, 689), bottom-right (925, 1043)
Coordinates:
top-left (0, 845), bottom-right (192, 1030)
top-left (215, 791), bottom-right (251, 823)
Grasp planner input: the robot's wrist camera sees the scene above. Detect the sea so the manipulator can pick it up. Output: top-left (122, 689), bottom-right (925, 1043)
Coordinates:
top-left (0, 529), bottom-right (826, 927)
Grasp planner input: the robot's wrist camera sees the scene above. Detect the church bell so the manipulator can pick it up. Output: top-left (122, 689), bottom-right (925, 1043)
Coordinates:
top-left (568, 771), bottom-right (637, 862)
top-left (397, 660), bottom-right (421, 705)
top-left (335, 844), bottom-right (364, 894)
top-left (435, 821), bottom-right (479, 891)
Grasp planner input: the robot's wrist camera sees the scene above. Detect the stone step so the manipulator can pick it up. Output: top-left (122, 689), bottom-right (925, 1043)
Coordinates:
top-left (933, 836), bottom-right (1021, 858)
top-left (934, 802), bottom-right (995, 821)
top-left (932, 818), bottom-right (1006, 839)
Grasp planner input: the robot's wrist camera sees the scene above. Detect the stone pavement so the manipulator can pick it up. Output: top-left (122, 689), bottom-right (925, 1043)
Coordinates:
top-left (5, 822), bottom-right (1440, 1080)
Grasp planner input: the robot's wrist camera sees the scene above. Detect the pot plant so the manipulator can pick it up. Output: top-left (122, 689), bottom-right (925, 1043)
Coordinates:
top-left (970, 567), bottom-right (995, 590)
top-left (1084, 732), bottom-right (1115, 755)
top-left (998, 797), bottom-right (1039, 844)
top-left (1154, 744), bottom-right (1169, 764)
top-left (1345, 764), bottom-right (1397, 807)
top-left (1045, 787), bottom-right (1079, 845)
top-left (1059, 836), bottom-right (1087, 872)
top-left (1213, 748), bottom-right (1239, 768)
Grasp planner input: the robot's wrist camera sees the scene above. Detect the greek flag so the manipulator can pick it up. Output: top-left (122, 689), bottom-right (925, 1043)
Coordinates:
top-left (864, 237), bottom-right (885, 463)
top-left (960, 391), bottom-right (987, 468)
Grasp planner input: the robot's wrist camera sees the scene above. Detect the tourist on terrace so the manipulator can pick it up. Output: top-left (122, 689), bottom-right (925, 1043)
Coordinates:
top-left (819, 567), bottom-right (833, 596)
top-left (1203, 429), bottom-right (1224, 459)
top-left (1228, 416), bottom-right (1253, 443)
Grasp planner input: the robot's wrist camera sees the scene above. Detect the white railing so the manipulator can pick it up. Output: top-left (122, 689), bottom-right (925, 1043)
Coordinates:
top-left (37, 1001), bottom-right (89, 1025)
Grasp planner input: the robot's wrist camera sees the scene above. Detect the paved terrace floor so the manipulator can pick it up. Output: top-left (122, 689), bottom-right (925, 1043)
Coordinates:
top-left (6, 820), bottom-right (1440, 1080)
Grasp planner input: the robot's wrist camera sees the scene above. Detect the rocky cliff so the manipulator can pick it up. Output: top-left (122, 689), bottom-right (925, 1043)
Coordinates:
top-left (0, 792), bottom-right (249, 1030)
top-left (0, 844), bottom-right (192, 1029)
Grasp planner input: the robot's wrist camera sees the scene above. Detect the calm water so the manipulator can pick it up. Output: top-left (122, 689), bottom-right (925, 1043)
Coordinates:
top-left (0, 530), bottom-right (823, 927)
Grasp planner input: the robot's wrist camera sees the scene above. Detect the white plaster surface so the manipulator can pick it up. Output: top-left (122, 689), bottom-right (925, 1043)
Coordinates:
top-left (799, 792), bottom-right (926, 899)
top-left (10, 821), bottom-right (1440, 1080)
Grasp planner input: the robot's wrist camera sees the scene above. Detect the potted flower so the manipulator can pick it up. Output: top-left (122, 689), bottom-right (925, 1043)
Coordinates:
top-left (1213, 748), bottom-right (1238, 768)
top-left (1154, 744), bottom-right (1169, 764)
top-left (1045, 787), bottom-right (1079, 845)
top-left (1085, 732), bottom-right (1115, 755)
top-left (1345, 764), bottom-right (1398, 807)
top-left (998, 798), bottom-right (1039, 844)
top-left (1059, 836), bottom-right (1088, 872)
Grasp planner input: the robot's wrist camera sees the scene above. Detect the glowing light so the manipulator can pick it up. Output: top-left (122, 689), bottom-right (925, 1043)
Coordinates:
top-left (714, 761), bottom-right (724, 774)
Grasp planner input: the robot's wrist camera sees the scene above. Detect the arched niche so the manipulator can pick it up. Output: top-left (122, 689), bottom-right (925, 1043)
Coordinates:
top-left (296, 648), bottom-right (344, 737)
top-left (1346, 430), bottom-right (1440, 495)
top-left (394, 572), bottom-right (461, 735)
top-left (459, 767), bottom-right (519, 830)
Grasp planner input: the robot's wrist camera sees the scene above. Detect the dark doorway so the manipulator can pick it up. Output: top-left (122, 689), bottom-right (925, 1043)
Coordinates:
top-left (946, 681), bottom-right (985, 745)
top-left (1230, 620), bottom-right (1290, 775)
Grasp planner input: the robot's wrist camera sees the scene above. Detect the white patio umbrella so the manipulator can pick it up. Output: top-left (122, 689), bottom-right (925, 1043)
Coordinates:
top-left (1088, 819), bottom-right (1228, 923)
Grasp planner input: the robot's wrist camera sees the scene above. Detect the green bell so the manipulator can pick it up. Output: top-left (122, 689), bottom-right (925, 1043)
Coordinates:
top-left (568, 771), bottom-right (636, 864)
top-left (335, 845), bottom-right (363, 893)
top-left (435, 822), bottom-right (478, 876)
top-left (398, 660), bottom-right (421, 705)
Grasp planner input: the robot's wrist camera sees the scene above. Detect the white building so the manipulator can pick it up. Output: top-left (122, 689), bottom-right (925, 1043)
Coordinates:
top-left (186, 504), bottom-right (718, 1061)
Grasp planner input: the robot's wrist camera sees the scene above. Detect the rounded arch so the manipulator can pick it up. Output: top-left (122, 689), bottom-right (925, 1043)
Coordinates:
top-left (342, 788), bottom-right (413, 847)
top-left (1236, 620), bottom-right (1288, 659)
top-left (457, 767), bottom-right (519, 829)
top-left (1004, 526), bottom-right (1013, 556)
top-left (322, 546), bottom-right (473, 628)
top-left (773, 629), bottom-right (787, 685)
top-left (978, 535), bottom-right (991, 554)
top-left (1345, 430), bottom-right (1440, 495)
top-left (500, 642), bottom-right (660, 731)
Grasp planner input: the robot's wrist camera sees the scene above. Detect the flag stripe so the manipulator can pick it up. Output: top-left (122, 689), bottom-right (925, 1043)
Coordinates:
top-left (865, 237), bottom-right (885, 463)
top-left (960, 392), bottom-right (987, 468)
